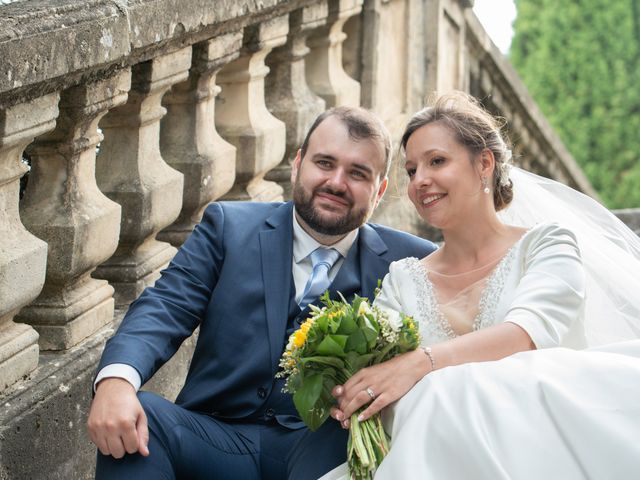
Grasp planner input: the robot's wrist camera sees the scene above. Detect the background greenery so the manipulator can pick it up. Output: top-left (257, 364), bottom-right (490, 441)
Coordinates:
top-left (510, 0), bottom-right (640, 208)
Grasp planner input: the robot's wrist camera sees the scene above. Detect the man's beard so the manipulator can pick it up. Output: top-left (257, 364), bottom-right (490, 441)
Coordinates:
top-left (293, 183), bottom-right (370, 236)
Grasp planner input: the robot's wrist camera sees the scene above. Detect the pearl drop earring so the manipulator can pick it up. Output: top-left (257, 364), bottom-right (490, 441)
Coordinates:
top-left (482, 177), bottom-right (490, 194)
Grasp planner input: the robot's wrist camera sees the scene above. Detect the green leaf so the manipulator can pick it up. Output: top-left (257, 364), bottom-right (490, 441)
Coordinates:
top-left (345, 329), bottom-right (368, 354)
top-left (362, 326), bottom-right (379, 348)
top-left (336, 314), bottom-right (358, 335)
top-left (293, 374), bottom-right (325, 431)
top-left (316, 334), bottom-right (348, 356)
top-left (300, 355), bottom-right (346, 370)
top-left (345, 351), bottom-right (374, 373)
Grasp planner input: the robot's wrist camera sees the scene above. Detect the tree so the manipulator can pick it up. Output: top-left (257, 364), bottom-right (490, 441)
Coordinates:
top-left (510, 0), bottom-right (640, 208)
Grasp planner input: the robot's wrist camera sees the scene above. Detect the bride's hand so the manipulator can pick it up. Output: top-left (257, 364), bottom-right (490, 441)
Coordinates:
top-left (330, 349), bottom-right (430, 427)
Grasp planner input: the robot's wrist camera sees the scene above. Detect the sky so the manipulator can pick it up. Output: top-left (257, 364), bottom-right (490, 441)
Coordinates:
top-left (473, 0), bottom-right (517, 53)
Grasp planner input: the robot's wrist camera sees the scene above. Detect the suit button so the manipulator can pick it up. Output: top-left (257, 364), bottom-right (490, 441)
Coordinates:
top-left (257, 387), bottom-right (267, 399)
top-left (265, 408), bottom-right (275, 418)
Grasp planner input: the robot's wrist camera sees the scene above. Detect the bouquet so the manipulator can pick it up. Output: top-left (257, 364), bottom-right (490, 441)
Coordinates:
top-left (277, 292), bottom-right (420, 480)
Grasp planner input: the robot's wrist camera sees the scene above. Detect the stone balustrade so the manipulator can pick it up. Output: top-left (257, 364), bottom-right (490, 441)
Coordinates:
top-left (0, 0), bottom-right (637, 477)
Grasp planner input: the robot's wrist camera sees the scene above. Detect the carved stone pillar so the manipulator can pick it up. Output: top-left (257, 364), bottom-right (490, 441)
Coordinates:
top-left (16, 71), bottom-right (130, 351)
top-left (265, 3), bottom-right (328, 199)
top-left (0, 93), bottom-right (58, 389)
top-left (158, 33), bottom-right (242, 247)
top-left (95, 49), bottom-right (190, 307)
top-left (216, 16), bottom-right (289, 202)
top-left (306, 0), bottom-right (363, 107)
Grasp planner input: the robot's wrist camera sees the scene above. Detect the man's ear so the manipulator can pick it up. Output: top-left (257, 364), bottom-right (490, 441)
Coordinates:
top-left (375, 177), bottom-right (389, 204)
top-left (291, 149), bottom-right (302, 184)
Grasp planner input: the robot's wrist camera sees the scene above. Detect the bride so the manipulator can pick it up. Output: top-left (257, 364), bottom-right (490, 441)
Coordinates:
top-left (321, 92), bottom-right (640, 479)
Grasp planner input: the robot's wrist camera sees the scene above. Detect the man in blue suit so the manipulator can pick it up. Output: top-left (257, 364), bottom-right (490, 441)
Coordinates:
top-left (88, 106), bottom-right (437, 479)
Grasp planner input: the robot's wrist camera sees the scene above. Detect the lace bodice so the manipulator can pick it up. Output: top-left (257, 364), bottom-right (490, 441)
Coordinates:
top-left (394, 244), bottom-right (516, 342)
top-left (374, 223), bottom-right (588, 348)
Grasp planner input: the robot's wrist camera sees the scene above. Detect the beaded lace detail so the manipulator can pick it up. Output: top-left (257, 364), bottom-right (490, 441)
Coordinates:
top-left (399, 257), bottom-right (455, 344)
top-left (398, 246), bottom-right (517, 342)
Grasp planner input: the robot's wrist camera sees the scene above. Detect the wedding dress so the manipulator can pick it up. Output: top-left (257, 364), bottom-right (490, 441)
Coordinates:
top-left (320, 222), bottom-right (640, 480)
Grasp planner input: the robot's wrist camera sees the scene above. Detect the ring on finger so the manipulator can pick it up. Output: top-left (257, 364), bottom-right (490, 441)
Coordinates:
top-left (365, 387), bottom-right (376, 400)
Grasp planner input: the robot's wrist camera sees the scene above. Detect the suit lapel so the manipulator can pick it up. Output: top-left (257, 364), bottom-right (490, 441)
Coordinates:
top-left (329, 224), bottom-right (389, 303)
top-left (260, 203), bottom-right (294, 373)
top-left (357, 224), bottom-right (390, 300)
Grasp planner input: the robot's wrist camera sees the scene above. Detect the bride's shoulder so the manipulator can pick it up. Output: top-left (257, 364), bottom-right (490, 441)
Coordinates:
top-left (517, 222), bottom-right (580, 256)
top-left (384, 256), bottom-right (426, 283)
top-left (388, 256), bottom-right (422, 273)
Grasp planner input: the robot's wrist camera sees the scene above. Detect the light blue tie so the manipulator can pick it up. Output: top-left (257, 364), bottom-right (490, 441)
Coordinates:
top-left (299, 247), bottom-right (341, 309)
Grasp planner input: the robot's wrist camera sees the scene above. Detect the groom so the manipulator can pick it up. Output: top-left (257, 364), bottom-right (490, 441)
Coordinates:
top-left (87, 106), bottom-right (437, 479)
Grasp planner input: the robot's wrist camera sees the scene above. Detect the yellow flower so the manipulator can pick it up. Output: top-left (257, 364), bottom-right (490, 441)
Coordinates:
top-left (292, 330), bottom-right (307, 348)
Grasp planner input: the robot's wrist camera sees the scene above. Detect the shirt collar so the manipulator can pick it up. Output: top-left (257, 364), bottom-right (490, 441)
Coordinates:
top-left (292, 208), bottom-right (359, 264)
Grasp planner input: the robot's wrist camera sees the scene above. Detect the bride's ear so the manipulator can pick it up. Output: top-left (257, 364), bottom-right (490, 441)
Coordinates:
top-left (478, 148), bottom-right (496, 178)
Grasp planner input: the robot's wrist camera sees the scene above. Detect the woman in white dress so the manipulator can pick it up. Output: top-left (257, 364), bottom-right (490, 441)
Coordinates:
top-left (322, 92), bottom-right (640, 479)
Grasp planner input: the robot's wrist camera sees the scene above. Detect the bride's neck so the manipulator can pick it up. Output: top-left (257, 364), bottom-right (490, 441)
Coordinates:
top-left (439, 216), bottom-right (513, 267)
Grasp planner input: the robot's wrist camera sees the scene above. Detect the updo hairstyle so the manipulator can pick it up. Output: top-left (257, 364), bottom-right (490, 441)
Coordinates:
top-left (400, 92), bottom-right (514, 211)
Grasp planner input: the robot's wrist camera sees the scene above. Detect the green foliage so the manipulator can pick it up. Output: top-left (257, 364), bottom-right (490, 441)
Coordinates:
top-left (510, 0), bottom-right (640, 208)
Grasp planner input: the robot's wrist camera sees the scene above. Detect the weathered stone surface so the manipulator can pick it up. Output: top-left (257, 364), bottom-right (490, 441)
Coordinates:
top-left (306, 0), bottom-right (363, 107)
top-left (0, 92), bottom-right (58, 392)
top-left (17, 69), bottom-right (131, 351)
top-left (0, 1), bottom-right (129, 101)
top-left (0, 0), bottom-right (318, 108)
top-left (94, 49), bottom-right (189, 307)
top-left (158, 32), bottom-right (242, 247)
top-left (265, 2), bottom-right (328, 198)
top-left (217, 14), bottom-right (289, 202)
top-left (0, 311), bottom-right (198, 480)
top-left (360, 0), bottom-right (410, 116)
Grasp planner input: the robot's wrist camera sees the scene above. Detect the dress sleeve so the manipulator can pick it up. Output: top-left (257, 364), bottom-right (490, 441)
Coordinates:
top-left (504, 224), bottom-right (586, 348)
top-left (374, 259), bottom-right (412, 315)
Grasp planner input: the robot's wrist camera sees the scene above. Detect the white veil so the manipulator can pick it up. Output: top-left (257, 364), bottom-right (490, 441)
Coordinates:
top-left (499, 167), bottom-right (640, 347)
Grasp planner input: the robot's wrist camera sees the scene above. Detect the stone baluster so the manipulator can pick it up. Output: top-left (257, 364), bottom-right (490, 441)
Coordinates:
top-left (0, 93), bottom-right (58, 390)
top-left (158, 33), bottom-right (242, 247)
top-left (216, 15), bottom-right (289, 202)
top-left (16, 71), bottom-right (131, 351)
top-left (94, 49), bottom-right (190, 307)
top-left (265, 3), bottom-right (328, 199)
top-left (306, 0), bottom-right (363, 107)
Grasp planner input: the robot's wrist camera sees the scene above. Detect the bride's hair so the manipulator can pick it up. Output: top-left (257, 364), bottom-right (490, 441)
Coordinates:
top-left (401, 91), bottom-right (514, 211)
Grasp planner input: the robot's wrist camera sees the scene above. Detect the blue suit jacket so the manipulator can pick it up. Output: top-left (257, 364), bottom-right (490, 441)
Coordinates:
top-left (98, 201), bottom-right (437, 417)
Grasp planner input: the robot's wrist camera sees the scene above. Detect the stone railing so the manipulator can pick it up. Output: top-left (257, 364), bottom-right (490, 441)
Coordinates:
top-left (1, 0), bottom-right (637, 478)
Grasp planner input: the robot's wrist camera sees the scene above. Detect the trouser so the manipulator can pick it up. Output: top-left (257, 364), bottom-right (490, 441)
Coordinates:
top-left (95, 392), bottom-right (348, 480)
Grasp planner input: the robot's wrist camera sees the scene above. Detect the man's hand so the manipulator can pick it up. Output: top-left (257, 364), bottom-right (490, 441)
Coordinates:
top-left (87, 377), bottom-right (149, 459)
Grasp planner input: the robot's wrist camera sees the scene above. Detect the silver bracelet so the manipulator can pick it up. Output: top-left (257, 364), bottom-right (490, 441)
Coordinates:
top-left (420, 346), bottom-right (436, 372)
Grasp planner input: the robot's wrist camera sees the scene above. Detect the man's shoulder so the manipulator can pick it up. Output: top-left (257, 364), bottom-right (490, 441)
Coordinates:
top-left (364, 222), bottom-right (438, 255)
top-left (207, 200), bottom-right (288, 215)
top-left (366, 222), bottom-right (433, 243)
top-left (201, 201), bottom-right (290, 225)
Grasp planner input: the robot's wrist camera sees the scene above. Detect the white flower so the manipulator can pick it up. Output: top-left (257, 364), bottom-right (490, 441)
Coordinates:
top-left (357, 300), bottom-right (372, 317)
top-left (381, 307), bottom-right (402, 332)
top-left (376, 307), bottom-right (402, 344)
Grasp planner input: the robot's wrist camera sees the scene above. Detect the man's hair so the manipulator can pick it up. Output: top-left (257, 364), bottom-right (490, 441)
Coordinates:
top-left (300, 106), bottom-right (392, 179)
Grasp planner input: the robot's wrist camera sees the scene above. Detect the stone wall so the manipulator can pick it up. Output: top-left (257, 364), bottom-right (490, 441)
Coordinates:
top-left (0, 0), bottom-right (635, 478)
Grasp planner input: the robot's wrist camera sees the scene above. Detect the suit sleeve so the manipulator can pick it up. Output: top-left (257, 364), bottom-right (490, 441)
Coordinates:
top-left (97, 203), bottom-right (227, 384)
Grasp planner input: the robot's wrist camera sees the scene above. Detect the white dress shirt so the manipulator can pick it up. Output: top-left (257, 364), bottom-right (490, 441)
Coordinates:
top-left (95, 208), bottom-right (359, 392)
